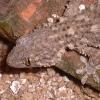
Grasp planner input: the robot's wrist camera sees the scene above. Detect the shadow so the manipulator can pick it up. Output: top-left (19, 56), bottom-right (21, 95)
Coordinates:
top-left (0, 62), bottom-right (49, 75)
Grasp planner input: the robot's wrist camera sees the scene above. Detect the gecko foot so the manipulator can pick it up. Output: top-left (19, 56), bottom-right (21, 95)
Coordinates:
top-left (76, 56), bottom-right (100, 85)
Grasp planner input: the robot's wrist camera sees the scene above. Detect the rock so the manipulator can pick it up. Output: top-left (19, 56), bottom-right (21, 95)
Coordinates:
top-left (10, 80), bottom-right (21, 94)
top-left (0, 0), bottom-right (66, 42)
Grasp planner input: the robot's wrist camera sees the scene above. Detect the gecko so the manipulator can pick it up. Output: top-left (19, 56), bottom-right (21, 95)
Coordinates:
top-left (6, 0), bottom-right (100, 85)
top-left (6, 16), bottom-right (100, 85)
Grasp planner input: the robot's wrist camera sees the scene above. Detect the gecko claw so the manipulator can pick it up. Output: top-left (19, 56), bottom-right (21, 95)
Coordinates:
top-left (93, 73), bottom-right (100, 84)
top-left (81, 74), bottom-right (88, 85)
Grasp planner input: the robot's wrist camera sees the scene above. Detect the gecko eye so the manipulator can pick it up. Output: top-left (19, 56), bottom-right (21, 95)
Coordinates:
top-left (23, 57), bottom-right (31, 66)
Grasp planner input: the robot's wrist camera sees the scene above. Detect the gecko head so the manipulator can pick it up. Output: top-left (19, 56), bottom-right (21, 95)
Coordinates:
top-left (6, 42), bottom-right (63, 68)
top-left (6, 35), bottom-right (38, 68)
top-left (6, 38), bottom-right (53, 68)
top-left (6, 48), bottom-right (32, 68)
top-left (6, 48), bottom-right (42, 68)
top-left (6, 28), bottom-right (66, 68)
top-left (6, 46), bottom-right (55, 68)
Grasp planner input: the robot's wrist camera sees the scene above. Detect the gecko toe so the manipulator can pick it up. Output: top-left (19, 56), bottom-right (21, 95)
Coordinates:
top-left (93, 73), bottom-right (100, 84)
top-left (81, 74), bottom-right (88, 85)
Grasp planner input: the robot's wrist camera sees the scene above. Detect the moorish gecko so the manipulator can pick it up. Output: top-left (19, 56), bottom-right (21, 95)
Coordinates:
top-left (7, 2), bottom-right (100, 85)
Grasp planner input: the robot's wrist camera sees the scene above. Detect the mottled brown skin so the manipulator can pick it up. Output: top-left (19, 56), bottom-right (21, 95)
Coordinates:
top-left (7, 0), bottom-right (100, 85)
top-left (7, 17), bottom-right (100, 85)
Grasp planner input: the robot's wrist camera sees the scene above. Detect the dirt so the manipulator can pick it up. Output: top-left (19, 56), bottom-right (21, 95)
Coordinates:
top-left (0, 67), bottom-right (99, 100)
top-left (0, 0), bottom-right (100, 100)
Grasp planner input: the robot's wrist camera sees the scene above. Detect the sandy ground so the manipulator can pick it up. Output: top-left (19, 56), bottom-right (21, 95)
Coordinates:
top-left (0, 66), bottom-right (99, 100)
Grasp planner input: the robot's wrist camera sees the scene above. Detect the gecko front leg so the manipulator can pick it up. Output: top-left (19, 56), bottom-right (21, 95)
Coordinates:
top-left (76, 55), bottom-right (100, 85)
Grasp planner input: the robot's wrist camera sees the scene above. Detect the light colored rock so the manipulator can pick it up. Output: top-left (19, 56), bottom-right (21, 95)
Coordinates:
top-left (79, 4), bottom-right (86, 11)
top-left (10, 81), bottom-right (21, 94)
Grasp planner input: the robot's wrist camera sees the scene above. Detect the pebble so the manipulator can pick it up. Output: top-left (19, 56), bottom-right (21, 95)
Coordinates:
top-left (20, 79), bottom-right (27, 84)
top-left (47, 17), bottom-right (54, 23)
top-left (10, 81), bottom-right (21, 94)
top-left (5, 81), bottom-right (11, 84)
top-left (67, 43), bottom-right (74, 50)
top-left (67, 27), bottom-right (75, 35)
top-left (79, 4), bottom-right (86, 11)
top-left (0, 73), bottom-right (2, 78)
top-left (28, 85), bottom-right (36, 92)
top-left (63, 76), bottom-right (70, 82)
top-left (52, 14), bottom-right (59, 18)
top-left (58, 86), bottom-right (66, 92)
top-left (47, 68), bottom-right (56, 77)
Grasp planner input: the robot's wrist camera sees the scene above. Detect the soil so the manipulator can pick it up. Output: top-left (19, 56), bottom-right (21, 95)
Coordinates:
top-left (0, 0), bottom-right (100, 100)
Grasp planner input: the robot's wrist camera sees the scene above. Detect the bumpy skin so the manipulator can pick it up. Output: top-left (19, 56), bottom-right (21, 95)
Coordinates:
top-left (7, 0), bottom-right (100, 85)
top-left (7, 26), bottom-right (66, 68)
